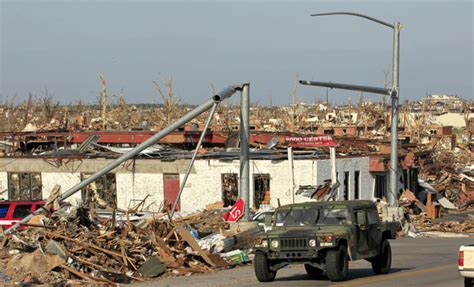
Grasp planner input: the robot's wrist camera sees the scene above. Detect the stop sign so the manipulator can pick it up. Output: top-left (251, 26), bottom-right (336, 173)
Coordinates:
top-left (223, 198), bottom-right (245, 222)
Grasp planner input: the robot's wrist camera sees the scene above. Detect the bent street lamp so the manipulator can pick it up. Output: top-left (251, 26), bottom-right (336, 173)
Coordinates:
top-left (300, 12), bottom-right (401, 207)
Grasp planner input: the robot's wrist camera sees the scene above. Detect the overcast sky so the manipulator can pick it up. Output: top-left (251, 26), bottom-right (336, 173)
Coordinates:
top-left (1, 0), bottom-right (472, 105)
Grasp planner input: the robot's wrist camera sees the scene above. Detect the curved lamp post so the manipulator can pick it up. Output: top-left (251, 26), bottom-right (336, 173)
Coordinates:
top-left (301, 12), bottom-right (401, 207)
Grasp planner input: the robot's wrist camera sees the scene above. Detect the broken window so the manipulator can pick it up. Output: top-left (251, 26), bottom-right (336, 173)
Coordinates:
top-left (367, 208), bottom-right (378, 224)
top-left (222, 173), bottom-right (238, 207)
top-left (323, 128), bottom-right (335, 135)
top-left (81, 173), bottom-right (117, 209)
top-left (374, 173), bottom-right (388, 199)
top-left (7, 172), bottom-right (42, 201)
top-left (253, 174), bottom-right (270, 209)
top-left (354, 171), bottom-right (360, 199)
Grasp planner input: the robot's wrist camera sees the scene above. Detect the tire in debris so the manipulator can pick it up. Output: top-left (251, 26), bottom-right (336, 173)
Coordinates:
top-left (304, 264), bottom-right (323, 278)
top-left (254, 252), bottom-right (276, 282)
top-left (326, 244), bottom-right (349, 281)
top-left (371, 239), bottom-right (392, 275)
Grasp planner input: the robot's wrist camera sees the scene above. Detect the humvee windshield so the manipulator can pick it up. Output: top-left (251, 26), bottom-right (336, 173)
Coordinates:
top-left (275, 206), bottom-right (351, 227)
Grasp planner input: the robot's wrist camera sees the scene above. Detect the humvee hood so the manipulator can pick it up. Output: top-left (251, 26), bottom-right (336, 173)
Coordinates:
top-left (267, 227), bottom-right (316, 238)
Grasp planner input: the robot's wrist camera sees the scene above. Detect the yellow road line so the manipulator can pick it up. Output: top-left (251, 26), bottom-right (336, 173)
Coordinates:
top-left (330, 264), bottom-right (457, 287)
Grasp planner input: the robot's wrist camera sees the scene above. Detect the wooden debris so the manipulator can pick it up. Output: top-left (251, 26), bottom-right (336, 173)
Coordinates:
top-left (0, 205), bottom-right (248, 285)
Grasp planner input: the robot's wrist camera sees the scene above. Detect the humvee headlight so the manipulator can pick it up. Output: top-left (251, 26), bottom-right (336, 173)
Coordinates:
top-left (271, 240), bottom-right (279, 248)
top-left (255, 237), bottom-right (268, 248)
top-left (308, 239), bottom-right (317, 247)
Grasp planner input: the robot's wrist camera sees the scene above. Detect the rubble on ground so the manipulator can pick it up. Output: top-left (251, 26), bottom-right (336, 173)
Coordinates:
top-left (0, 203), bottom-right (257, 285)
top-left (392, 139), bottom-right (474, 238)
top-left (419, 147), bottom-right (473, 209)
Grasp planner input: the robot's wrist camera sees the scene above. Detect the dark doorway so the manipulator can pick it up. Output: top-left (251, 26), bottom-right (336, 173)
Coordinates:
top-left (343, 172), bottom-right (349, 200)
top-left (354, 171), bottom-right (360, 199)
top-left (374, 173), bottom-right (388, 199)
top-left (253, 174), bottom-right (270, 209)
top-left (222, 173), bottom-right (238, 207)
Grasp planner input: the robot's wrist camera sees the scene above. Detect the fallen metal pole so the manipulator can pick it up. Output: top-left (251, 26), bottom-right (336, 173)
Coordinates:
top-left (169, 102), bottom-right (219, 219)
top-left (4, 85), bottom-right (240, 235)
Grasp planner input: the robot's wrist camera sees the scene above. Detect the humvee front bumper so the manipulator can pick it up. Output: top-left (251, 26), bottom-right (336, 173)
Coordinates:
top-left (256, 247), bottom-right (324, 260)
top-left (268, 249), bottom-right (320, 260)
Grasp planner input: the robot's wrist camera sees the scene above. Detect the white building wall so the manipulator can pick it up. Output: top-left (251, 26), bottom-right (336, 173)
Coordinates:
top-left (181, 160), bottom-right (240, 212)
top-left (0, 156), bottom-right (374, 212)
top-left (258, 159), bottom-right (316, 206)
top-left (316, 157), bottom-right (373, 200)
top-left (179, 159), bottom-right (318, 212)
top-left (116, 173), bottom-right (164, 212)
top-left (41, 172), bottom-right (82, 204)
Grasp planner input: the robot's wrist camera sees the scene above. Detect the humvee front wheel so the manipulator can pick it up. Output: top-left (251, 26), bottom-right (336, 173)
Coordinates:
top-left (326, 245), bottom-right (349, 281)
top-left (371, 239), bottom-right (392, 275)
top-left (304, 264), bottom-right (323, 278)
top-left (254, 252), bottom-right (276, 282)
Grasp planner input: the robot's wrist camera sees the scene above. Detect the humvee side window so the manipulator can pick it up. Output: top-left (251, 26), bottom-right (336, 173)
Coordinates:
top-left (367, 209), bottom-right (378, 224)
top-left (354, 210), bottom-right (367, 225)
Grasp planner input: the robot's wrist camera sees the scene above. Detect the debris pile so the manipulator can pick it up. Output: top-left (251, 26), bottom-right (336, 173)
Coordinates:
top-left (414, 217), bottom-right (474, 233)
top-left (296, 179), bottom-right (340, 202)
top-left (420, 148), bottom-right (474, 209)
top-left (0, 205), bottom-right (255, 285)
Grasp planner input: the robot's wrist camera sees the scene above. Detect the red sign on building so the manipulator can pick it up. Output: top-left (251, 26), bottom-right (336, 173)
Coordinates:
top-left (223, 198), bottom-right (245, 222)
top-left (284, 135), bottom-right (336, 147)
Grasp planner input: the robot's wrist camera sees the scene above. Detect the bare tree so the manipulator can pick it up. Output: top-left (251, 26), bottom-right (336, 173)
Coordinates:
top-left (99, 75), bottom-right (107, 129)
top-left (153, 76), bottom-right (181, 127)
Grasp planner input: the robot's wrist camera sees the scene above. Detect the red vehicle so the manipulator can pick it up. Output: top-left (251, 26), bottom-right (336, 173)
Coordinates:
top-left (0, 201), bottom-right (45, 229)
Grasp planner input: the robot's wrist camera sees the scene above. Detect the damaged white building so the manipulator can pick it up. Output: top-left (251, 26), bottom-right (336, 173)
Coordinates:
top-left (0, 154), bottom-right (392, 212)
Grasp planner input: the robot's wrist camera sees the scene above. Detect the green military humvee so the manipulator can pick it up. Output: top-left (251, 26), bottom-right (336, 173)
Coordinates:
top-left (253, 200), bottom-right (398, 282)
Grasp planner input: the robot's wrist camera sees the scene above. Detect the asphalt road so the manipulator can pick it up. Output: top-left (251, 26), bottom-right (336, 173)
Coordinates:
top-left (137, 237), bottom-right (471, 287)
